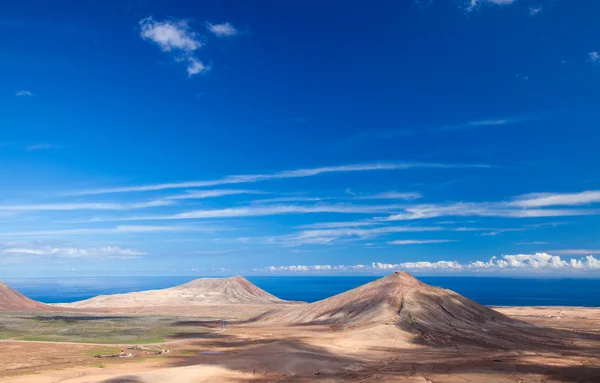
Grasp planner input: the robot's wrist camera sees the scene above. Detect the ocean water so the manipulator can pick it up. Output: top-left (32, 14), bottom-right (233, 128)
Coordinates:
top-left (3, 276), bottom-right (600, 307)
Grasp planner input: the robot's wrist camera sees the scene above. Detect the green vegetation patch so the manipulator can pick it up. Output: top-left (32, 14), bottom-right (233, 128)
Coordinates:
top-left (0, 312), bottom-right (219, 344)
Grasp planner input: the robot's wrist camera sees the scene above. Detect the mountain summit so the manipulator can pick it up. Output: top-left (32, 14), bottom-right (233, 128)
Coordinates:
top-left (65, 276), bottom-right (286, 309)
top-left (254, 272), bottom-right (545, 347)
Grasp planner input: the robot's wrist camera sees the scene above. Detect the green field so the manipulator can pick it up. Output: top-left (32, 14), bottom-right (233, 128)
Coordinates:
top-left (0, 312), bottom-right (221, 344)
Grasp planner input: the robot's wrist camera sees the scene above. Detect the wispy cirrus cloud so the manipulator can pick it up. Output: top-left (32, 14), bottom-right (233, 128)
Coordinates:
top-left (384, 197), bottom-right (600, 221)
top-left (165, 189), bottom-right (263, 200)
top-left (251, 196), bottom-right (326, 204)
top-left (251, 191), bottom-right (422, 204)
top-left (297, 220), bottom-right (380, 229)
top-left (238, 222), bottom-right (531, 247)
top-left (67, 162), bottom-right (488, 196)
top-left (385, 205), bottom-right (597, 221)
top-left (16, 90), bottom-right (33, 97)
top-left (387, 239), bottom-right (456, 245)
top-left (90, 203), bottom-right (405, 222)
top-left (510, 191), bottom-right (600, 208)
top-left (344, 115), bottom-right (536, 145)
top-left (354, 191), bottom-right (422, 200)
top-left (239, 225), bottom-right (447, 246)
top-left (206, 22), bottom-right (238, 37)
top-left (139, 17), bottom-right (209, 76)
top-left (0, 243), bottom-right (146, 262)
top-left (589, 52), bottom-right (600, 64)
top-left (0, 225), bottom-right (217, 237)
top-left (0, 200), bottom-right (172, 212)
top-left (78, 190), bottom-right (600, 224)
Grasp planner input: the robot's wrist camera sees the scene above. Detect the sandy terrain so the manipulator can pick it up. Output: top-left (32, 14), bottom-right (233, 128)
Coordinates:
top-left (0, 273), bottom-right (599, 382)
top-left (1, 310), bottom-right (599, 383)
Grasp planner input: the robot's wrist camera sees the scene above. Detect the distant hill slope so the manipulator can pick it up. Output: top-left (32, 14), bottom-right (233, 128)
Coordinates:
top-left (253, 272), bottom-right (554, 348)
top-left (64, 276), bottom-right (288, 309)
top-left (0, 281), bottom-right (57, 312)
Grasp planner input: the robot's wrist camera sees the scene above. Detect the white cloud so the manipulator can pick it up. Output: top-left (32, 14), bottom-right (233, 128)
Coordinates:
top-left (0, 200), bottom-right (172, 212)
top-left (0, 225), bottom-right (215, 237)
top-left (384, 201), bottom-right (599, 221)
top-left (252, 191), bottom-right (421, 204)
top-left (237, 224), bottom-right (528, 247)
top-left (114, 225), bottom-right (213, 233)
top-left (529, 6), bottom-right (543, 16)
top-left (257, 253), bottom-right (600, 273)
top-left (186, 56), bottom-right (210, 76)
top-left (241, 225), bottom-right (447, 246)
top-left (465, 0), bottom-right (517, 12)
top-left (387, 239), bottom-right (455, 245)
top-left (16, 90), bottom-right (33, 97)
top-left (67, 162), bottom-right (487, 196)
top-left (139, 17), bottom-right (209, 76)
top-left (468, 253), bottom-right (600, 270)
top-left (297, 220), bottom-right (380, 229)
top-left (252, 196), bottom-right (325, 204)
top-left (510, 191), bottom-right (600, 208)
top-left (258, 261), bottom-right (462, 272)
top-left (354, 191), bottom-right (422, 200)
top-left (589, 52), bottom-right (600, 64)
top-left (0, 244), bottom-right (146, 261)
top-left (481, 231), bottom-right (501, 236)
top-left (165, 189), bottom-right (262, 200)
top-left (373, 261), bottom-right (462, 269)
top-left (206, 22), bottom-right (238, 37)
top-left (111, 203), bottom-right (405, 222)
top-left (140, 17), bottom-right (201, 52)
top-left (454, 226), bottom-right (523, 234)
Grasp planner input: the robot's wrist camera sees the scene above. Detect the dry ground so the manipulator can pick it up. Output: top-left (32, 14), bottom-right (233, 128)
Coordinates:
top-left (0, 311), bottom-right (221, 344)
top-left (0, 306), bottom-right (599, 383)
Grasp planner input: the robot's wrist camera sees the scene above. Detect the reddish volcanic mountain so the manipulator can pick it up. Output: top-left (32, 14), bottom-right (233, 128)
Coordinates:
top-left (253, 272), bottom-right (559, 348)
top-left (0, 281), bottom-right (57, 312)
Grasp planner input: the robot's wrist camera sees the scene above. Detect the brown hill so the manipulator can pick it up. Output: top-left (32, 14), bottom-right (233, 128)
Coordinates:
top-left (253, 272), bottom-right (555, 348)
top-left (0, 281), bottom-right (57, 312)
top-left (64, 276), bottom-right (287, 309)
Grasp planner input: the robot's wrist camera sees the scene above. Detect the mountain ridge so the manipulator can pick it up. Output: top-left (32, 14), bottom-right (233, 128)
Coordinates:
top-left (64, 275), bottom-right (288, 308)
top-left (0, 280), bottom-right (58, 312)
top-left (251, 271), bottom-right (552, 348)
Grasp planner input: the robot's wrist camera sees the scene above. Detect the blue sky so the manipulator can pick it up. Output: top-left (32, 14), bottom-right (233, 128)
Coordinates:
top-left (1, 0), bottom-right (600, 277)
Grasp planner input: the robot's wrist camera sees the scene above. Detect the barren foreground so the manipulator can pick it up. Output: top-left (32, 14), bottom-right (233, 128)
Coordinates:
top-left (0, 305), bottom-right (599, 383)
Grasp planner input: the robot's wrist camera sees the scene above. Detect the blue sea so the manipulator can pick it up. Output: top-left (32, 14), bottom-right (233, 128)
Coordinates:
top-left (3, 276), bottom-right (600, 307)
